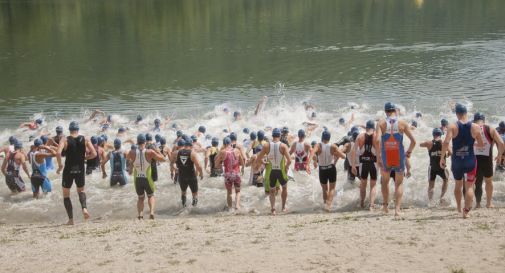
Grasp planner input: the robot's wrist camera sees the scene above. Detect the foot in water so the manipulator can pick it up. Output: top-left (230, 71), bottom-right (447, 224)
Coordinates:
top-left (463, 208), bottom-right (471, 219)
top-left (149, 214), bottom-right (154, 220)
top-left (271, 208), bottom-right (276, 216)
top-left (82, 209), bottom-right (90, 220)
top-left (65, 219), bottom-right (74, 226)
top-left (138, 215), bottom-right (144, 220)
top-left (383, 203), bottom-right (389, 214)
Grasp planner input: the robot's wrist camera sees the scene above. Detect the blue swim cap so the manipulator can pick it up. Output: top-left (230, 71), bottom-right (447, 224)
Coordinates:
top-left (171, 123), bottom-right (177, 129)
top-left (311, 112), bottom-right (317, 118)
top-left (272, 128), bottom-right (281, 138)
top-left (432, 128), bottom-right (443, 137)
top-left (455, 103), bottom-right (467, 114)
top-left (101, 134), bottom-right (108, 142)
top-left (254, 144), bottom-right (263, 154)
top-left (118, 127), bottom-right (126, 133)
top-left (136, 115), bottom-right (143, 122)
top-left (34, 139), bottom-right (43, 147)
top-left (257, 130), bottom-right (265, 141)
top-left (191, 135), bottom-right (197, 142)
top-left (56, 126), bottom-right (63, 134)
top-left (384, 102), bottom-right (396, 112)
top-left (40, 135), bottom-right (49, 144)
top-left (298, 129), bottom-right (305, 138)
top-left (114, 139), bottom-right (122, 149)
top-left (233, 111), bottom-right (240, 118)
top-left (322, 126), bottom-right (328, 131)
top-left (205, 134), bottom-right (212, 140)
top-left (198, 126), bottom-right (206, 134)
top-left (411, 120), bottom-right (418, 128)
top-left (177, 139), bottom-right (186, 147)
top-left (131, 144), bottom-right (137, 151)
top-left (137, 134), bottom-right (146, 144)
top-left (154, 119), bottom-right (161, 126)
top-left (229, 132), bottom-right (237, 141)
top-left (250, 132), bottom-right (257, 140)
top-left (35, 119), bottom-right (43, 125)
top-left (351, 131), bottom-right (359, 141)
top-left (145, 133), bottom-right (153, 142)
top-left (155, 134), bottom-right (161, 143)
top-left (185, 140), bottom-right (193, 147)
top-left (339, 118), bottom-right (345, 125)
top-left (91, 136), bottom-right (98, 145)
top-left (416, 112), bottom-right (422, 119)
top-left (160, 137), bottom-right (167, 145)
top-left (211, 137), bottom-right (219, 146)
top-left (366, 120), bottom-right (375, 129)
top-left (322, 130), bottom-right (331, 141)
top-left (14, 141), bottom-right (23, 149)
top-left (441, 119), bottom-right (449, 127)
top-left (69, 121), bottom-right (80, 131)
top-left (311, 140), bottom-right (317, 147)
top-left (223, 137), bottom-right (232, 145)
top-left (243, 128), bottom-right (250, 134)
top-left (499, 121), bottom-right (505, 130)
top-left (8, 136), bottom-right (17, 145)
top-left (223, 129), bottom-right (228, 133)
top-left (176, 130), bottom-right (183, 138)
top-left (282, 127), bottom-right (289, 134)
top-left (223, 107), bottom-right (229, 113)
top-left (351, 126), bottom-right (360, 134)
top-left (107, 115), bottom-right (112, 122)
top-left (473, 112), bottom-right (485, 122)
top-left (97, 137), bottom-right (104, 146)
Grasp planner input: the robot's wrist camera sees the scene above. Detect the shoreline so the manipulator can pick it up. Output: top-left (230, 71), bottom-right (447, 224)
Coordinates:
top-left (1, 207), bottom-right (504, 273)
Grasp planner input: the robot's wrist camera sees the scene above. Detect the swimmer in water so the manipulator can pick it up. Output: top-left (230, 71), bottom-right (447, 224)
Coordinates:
top-left (20, 118), bottom-right (43, 131)
top-left (233, 111), bottom-right (241, 121)
top-left (255, 96), bottom-right (268, 115)
top-left (101, 139), bottom-right (129, 187)
top-left (440, 119), bottom-right (449, 134)
top-left (195, 126), bottom-right (206, 138)
top-left (247, 144), bottom-right (265, 187)
top-left (173, 139), bottom-right (204, 207)
top-left (312, 131), bottom-right (346, 212)
top-left (127, 134), bottom-right (166, 220)
top-left (255, 128), bottom-right (292, 215)
top-left (472, 113), bottom-right (504, 209)
top-left (215, 137), bottom-right (245, 211)
top-left (280, 127), bottom-right (294, 147)
top-left (420, 128), bottom-right (450, 205)
top-left (496, 121), bottom-right (505, 172)
top-left (376, 102), bottom-right (417, 217)
top-left (29, 139), bottom-right (57, 198)
top-left (289, 129), bottom-right (312, 174)
top-left (56, 121), bottom-right (97, 225)
top-left (440, 104), bottom-right (484, 219)
top-left (2, 141), bottom-right (30, 193)
top-left (205, 137), bottom-right (221, 177)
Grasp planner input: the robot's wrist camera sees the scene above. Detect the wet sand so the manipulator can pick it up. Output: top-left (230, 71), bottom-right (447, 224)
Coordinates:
top-left (0, 208), bottom-right (504, 273)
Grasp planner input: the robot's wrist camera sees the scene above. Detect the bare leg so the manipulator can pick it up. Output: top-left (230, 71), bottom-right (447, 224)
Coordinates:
top-left (63, 187), bottom-right (73, 225)
top-left (464, 181), bottom-right (475, 218)
top-left (381, 171), bottom-right (391, 214)
top-left (269, 188), bottom-right (276, 215)
top-left (394, 173), bottom-right (404, 217)
top-left (360, 179), bottom-right (367, 209)
top-left (326, 183), bottom-right (336, 211)
top-left (320, 183), bottom-right (329, 206)
top-left (454, 180), bottom-right (463, 213)
top-left (137, 196), bottom-right (145, 219)
top-left (226, 188), bottom-right (233, 209)
top-left (77, 187), bottom-right (89, 220)
top-left (281, 186), bottom-right (288, 212)
top-left (428, 180), bottom-right (435, 202)
top-left (148, 196), bottom-right (155, 219)
top-left (235, 189), bottom-right (241, 210)
top-left (484, 177), bottom-right (493, 208)
top-left (440, 179), bottom-right (448, 201)
top-left (370, 179), bottom-right (377, 210)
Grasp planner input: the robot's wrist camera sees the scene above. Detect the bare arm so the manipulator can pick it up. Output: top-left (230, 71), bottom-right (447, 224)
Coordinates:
top-left (148, 149), bottom-right (166, 162)
top-left (419, 140), bottom-right (431, 149)
top-left (215, 150), bottom-right (225, 169)
top-left (85, 140), bottom-right (97, 160)
top-left (471, 123), bottom-right (484, 147)
top-left (101, 152), bottom-right (110, 178)
top-left (281, 144), bottom-right (291, 169)
top-left (56, 138), bottom-right (66, 174)
top-left (126, 150), bottom-right (136, 175)
top-left (254, 143), bottom-right (269, 170)
top-left (20, 155), bottom-right (30, 178)
top-left (332, 144), bottom-right (346, 160)
top-left (192, 152), bottom-right (203, 179)
top-left (491, 128), bottom-right (504, 162)
top-left (441, 125), bottom-right (454, 169)
top-left (1, 155), bottom-right (7, 176)
top-left (402, 121), bottom-right (416, 157)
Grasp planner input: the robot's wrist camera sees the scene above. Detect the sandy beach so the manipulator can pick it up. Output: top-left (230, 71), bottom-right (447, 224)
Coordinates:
top-left (1, 208), bottom-right (504, 273)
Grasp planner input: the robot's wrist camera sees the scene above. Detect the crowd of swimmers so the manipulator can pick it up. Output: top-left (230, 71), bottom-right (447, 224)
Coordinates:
top-left (2, 99), bottom-right (505, 224)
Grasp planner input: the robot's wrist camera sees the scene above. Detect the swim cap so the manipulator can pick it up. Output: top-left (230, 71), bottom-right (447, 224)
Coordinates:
top-left (223, 107), bottom-right (229, 113)
top-left (366, 120), bottom-right (375, 129)
top-left (223, 129), bottom-right (228, 133)
top-left (229, 132), bottom-right (237, 141)
top-left (91, 136), bottom-right (98, 145)
top-left (191, 135), bottom-right (198, 142)
top-left (223, 137), bottom-right (232, 145)
top-left (233, 111), bottom-right (241, 118)
top-left (272, 128), bottom-right (281, 138)
top-left (107, 115), bottom-right (112, 122)
top-left (322, 126), bottom-right (328, 131)
top-left (205, 134), bottom-right (212, 140)
top-left (155, 134), bottom-right (161, 143)
top-left (69, 121), bottom-right (80, 131)
top-left (114, 139), bottom-right (122, 149)
top-left (441, 119), bottom-right (449, 127)
top-left (250, 132), bottom-right (257, 140)
top-left (171, 123), bottom-right (177, 129)
top-left (473, 112), bottom-right (485, 122)
top-left (8, 136), bottom-right (17, 145)
top-left (137, 134), bottom-right (146, 144)
top-left (97, 137), bottom-right (104, 146)
top-left (416, 112), bottom-right (422, 119)
top-left (311, 140), bottom-right (317, 148)
top-left (298, 129), bottom-right (306, 138)
top-left (311, 112), bottom-right (317, 118)
top-left (339, 118), bottom-right (345, 125)
top-left (56, 126), bottom-right (63, 134)
top-left (257, 130), bottom-right (265, 141)
top-left (455, 103), bottom-right (467, 114)
top-left (432, 128), bottom-right (443, 137)
top-left (101, 134), bottom-right (108, 142)
top-left (34, 139), bottom-right (43, 147)
top-left (352, 131), bottom-right (359, 141)
top-left (254, 144), bottom-right (263, 154)
top-left (282, 127), bottom-right (289, 134)
top-left (322, 130), bottom-right (331, 141)
top-left (384, 102), bottom-right (396, 112)
top-left (243, 128), bottom-right (250, 134)
top-left (136, 115), bottom-right (143, 122)
top-left (211, 137), bottom-right (219, 146)
top-left (154, 119), bottom-right (161, 126)
top-left (198, 126), bottom-right (206, 134)
top-left (160, 137), bottom-right (167, 145)
top-left (351, 126), bottom-right (360, 134)
top-left (177, 139), bottom-right (186, 147)
top-left (411, 120), bottom-right (418, 128)
top-left (145, 133), bottom-right (153, 142)
top-left (101, 123), bottom-right (110, 130)
top-left (118, 127), bottom-right (126, 133)
top-left (40, 135), bottom-right (49, 144)
top-left (500, 121), bottom-right (505, 130)
top-left (176, 130), bottom-right (183, 138)
top-left (14, 141), bottom-right (23, 149)
top-left (35, 119), bottom-right (43, 125)
top-left (131, 144), bottom-right (137, 151)
top-left (185, 140), bottom-right (193, 147)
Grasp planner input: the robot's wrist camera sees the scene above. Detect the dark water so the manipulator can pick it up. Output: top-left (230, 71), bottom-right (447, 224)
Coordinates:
top-left (1, 0), bottom-right (505, 127)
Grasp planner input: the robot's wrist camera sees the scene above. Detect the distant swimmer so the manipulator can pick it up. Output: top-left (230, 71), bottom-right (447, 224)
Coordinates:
top-left (1, 141), bottom-right (29, 193)
top-left (215, 137), bottom-right (245, 211)
top-left (20, 118), bottom-right (43, 131)
top-left (40, 135), bottom-right (55, 171)
top-left (127, 134), bottom-right (165, 220)
top-left (496, 122), bottom-right (505, 172)
top-left (196, 126), bottom-right (206, 138)
top-left (344, 130), bottom-right (360, 183)
top-left (312, 131), bottom-right (346, 211)
top-left (352, 120), bottom-right (380, 210)
top-left (173, 139), bottom-right (204, 207)
top-left (190, 135), bottom-right (206, 154)
top-left (158, 137), bottom-right (171, 160)
top-left (56, 121), bottom-right (97, 225)
top-left (101, 139), bottom-right (128, 187)
top-left (245, 131), bottom-right (259, 159)
top-left (289, 129), bottom-right (312, 174)
top-left (47, 126), bottom-right (65, 156)
top-left (254, 128), bottom-right (292, 215)
top-left (472, 113), bottom-right (504, 208)
top-left (205, 137), bottom-right (221, 177)
top-left (440, 104), bottom-right (484, 219)
top-left (134, 114), bottom-right (144, 125)
top-left (377, 102), bottom-right (416, 217)
top-left (29, 139), bottom-right (56, 198)
top-left (233, 111), bottom-right (242, 121)
top-left (420, 128), bottom-right (450, 205)
top-left (1, 136), bottom-right (18, 158)
top-left (170, 140), bottom-right (185, 184)
top-left (280, 127), bottom-right (294, 147)
top-left (254, 96), bottom-right (268, 115)
top-left (440, 119), bottom-right (449, 134)
top-left (247, 144), bottom-right (265, 187)
top-left (85, 136), bottom-right (100, 175)
top-left (153, 119), bottom-right (162, 132)
top-left (145, 134), bottom-right (159, 182)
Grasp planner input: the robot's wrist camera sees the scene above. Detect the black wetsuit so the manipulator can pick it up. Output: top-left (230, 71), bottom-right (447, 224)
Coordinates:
top-left (86, 144), bottom-right (99, 175)
top-left (176, 149), bottom-right (198, 193)
top-left (428, 140), bottom-right (447, 181)
top-left (359, 134), bottom-right (377, 180)
top-left (110, 151), bottom-right (127, 186)
top-left (53, 135), bottom-right (66, 157)
top-left (475, 125), bottom-right (494, 204)
top-left (63, 136), bottom-right (86, 188)
top-left (5, 152), bottom-right (25, 192)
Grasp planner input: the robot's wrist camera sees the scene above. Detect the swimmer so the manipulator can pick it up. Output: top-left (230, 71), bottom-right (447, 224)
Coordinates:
top-left (289, 129), bottom-right (312, 174)
top-left (173, 139), bottom-right (204, 207)
top-left (377, 102), bottom-right (417, 217)
top-left (196, 126), bottom-right (206, 138)
top-left (312, 131), bottom-right (346, 211)
top-left (472, 113), bottom-right (504, 208)
top-left (215, 137), bottom-right (245, 210)
top-left (255, 96), bottom-right (268, 115)
top-left (233, 111), bottom-right (241, 121)
top-left (101, 139), bottom-right (128, 187)
top-left (56, 121), bottom-right (97, 225)
top-left (247, 144), bottom-right (265, 187)
top-left (170, 139), bottom-right (185, 184)
top-left (496, 121), bottom-right (505, 172)
top-left (205, 137), bottom-right (221, 177)
top-left (20, 118), bottom-right (43, 131)
top-left (255, 128), bottom-right (292, 215)
top-left (127, 134), bottom-right (166, 220)
top-left (1, 141), bottom-right (30, 193)
top-left (420, 128), bottom-right (450, 205)
top-left (440, 104), bottom-right (484, 218)
top-left (29, 139), bottom-right (56, 198)
top-left (280, 127), bottom-right (294, 147)
top-left (145, 134), bottom-right (159, 182)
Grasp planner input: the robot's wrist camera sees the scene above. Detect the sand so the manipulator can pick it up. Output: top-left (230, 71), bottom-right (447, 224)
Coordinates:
top-left (0, 208), bottom-right (504, 273)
